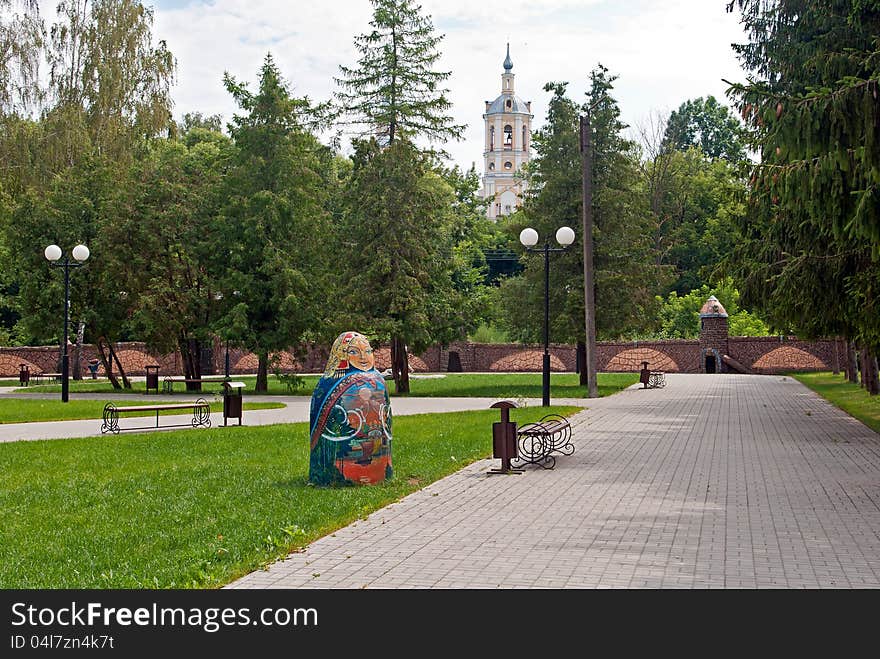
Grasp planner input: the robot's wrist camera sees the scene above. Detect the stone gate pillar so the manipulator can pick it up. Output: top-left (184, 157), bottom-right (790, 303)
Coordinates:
top-left (699, 296), bottom-right (729, 373)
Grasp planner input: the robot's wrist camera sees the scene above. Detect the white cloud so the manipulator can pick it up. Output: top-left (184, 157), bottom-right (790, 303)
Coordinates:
top-left (40, 0), bottom-right (750, 171)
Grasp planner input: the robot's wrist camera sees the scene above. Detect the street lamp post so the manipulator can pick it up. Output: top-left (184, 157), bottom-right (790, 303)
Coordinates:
top-left (519, 226), bottom-right (575, 406)
top-left (44, 243), bottom-right (90, 403)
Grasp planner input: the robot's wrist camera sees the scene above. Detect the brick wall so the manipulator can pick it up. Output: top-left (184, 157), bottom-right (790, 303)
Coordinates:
top-left (0, 336), bottom-right (840, 378)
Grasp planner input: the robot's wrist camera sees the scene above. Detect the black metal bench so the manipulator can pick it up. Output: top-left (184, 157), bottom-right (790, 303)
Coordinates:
top-left (639, 362), bottom-right (666, 389)
top-left (101, 399), bottom-right (212, 434)
top-left (162, 376), bottom-right (227, 394)
top-left (512, 413), bottom-right (574, 470)
top-left (30, 372), bottom-right (62, 385)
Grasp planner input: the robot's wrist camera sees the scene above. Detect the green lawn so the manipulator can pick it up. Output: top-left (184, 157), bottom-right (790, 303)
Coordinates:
top-left (0, 398), bottom-right (284, 424)
top-left (13, 372), bottom-right (639, 398)
top-left (0, 406), bottom-right (582, 589)
top-left (394, 372), bottom-right (639, 398)
top-left (790, 371), bottom-right (880, 434)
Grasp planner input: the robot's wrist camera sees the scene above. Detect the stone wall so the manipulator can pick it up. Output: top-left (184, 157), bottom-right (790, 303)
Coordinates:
top-left (596, 340), bottom-right (701, 373)
top-left (0, 343), bottom-right (179, 379)
top-left (728, 336), bottom-right (839, 374)
top-left (0, 335), bottom-right (840, 378)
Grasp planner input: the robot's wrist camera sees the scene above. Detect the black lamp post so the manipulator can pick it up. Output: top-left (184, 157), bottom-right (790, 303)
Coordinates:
top-left (519, 226), bottom-right (575, 406)
top-left (44, 243), bottom-right (90, 403)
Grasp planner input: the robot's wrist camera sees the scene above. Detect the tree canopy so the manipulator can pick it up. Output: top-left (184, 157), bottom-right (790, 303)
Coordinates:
top-left (724, 0), bottom-right (880, 363)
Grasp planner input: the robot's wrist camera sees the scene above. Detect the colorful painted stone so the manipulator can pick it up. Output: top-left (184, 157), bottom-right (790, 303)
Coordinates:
top-left (308, 331), bottom-right (393, 486)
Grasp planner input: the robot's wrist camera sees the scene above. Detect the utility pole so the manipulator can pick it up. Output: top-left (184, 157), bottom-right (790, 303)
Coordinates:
top-left (580, 114), bottom-right (598, 398)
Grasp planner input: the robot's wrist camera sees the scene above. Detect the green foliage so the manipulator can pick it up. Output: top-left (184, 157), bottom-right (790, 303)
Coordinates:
top-left (220, 53), bottom-right (333, 390)
top-left (334, 0), bottom-right (464, 147)
top-left (0, 0), bottom-right (44, 115)
top-left (656, 278), bottom-right (771, 339)
top-left (336, 139), bottom-right (471, 350)
top-left (640, 146), bottom-right (748, 295)
top-left (101, 137), bottom-right (230, 356)
top-left (468, 322), bottom-right (510, 344)
top-left (499, 68), bottom-right (670, 344)
top-left (725, 0), bottom-right (880, 353)
top-left (333, 1), bottom-right (472, 392)
top-left (47, 0), bottom-right (176, 160)
top-left (663, 96), bottom-right (748, 163)
top-left (7, 155), bottom-right (115, 346)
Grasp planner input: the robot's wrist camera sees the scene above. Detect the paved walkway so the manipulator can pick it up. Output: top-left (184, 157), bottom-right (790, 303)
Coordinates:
top-left (225, 374), bottom-right (880, 589)
top-left (0, 387), bottom-right (585, 442)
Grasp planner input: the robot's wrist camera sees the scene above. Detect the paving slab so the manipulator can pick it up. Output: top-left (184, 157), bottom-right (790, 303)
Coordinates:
top-left (225, 373), bottom-right (880, 589)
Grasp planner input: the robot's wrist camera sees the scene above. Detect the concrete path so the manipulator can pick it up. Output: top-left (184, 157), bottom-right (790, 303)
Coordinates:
top-left (226, 373), bottom-right (880, 589)
top-left (0, 387), bottom-right (585, 442)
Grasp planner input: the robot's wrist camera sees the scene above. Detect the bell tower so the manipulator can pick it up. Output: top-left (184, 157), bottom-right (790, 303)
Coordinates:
top-left (481, 44), bottom-right (532, 219)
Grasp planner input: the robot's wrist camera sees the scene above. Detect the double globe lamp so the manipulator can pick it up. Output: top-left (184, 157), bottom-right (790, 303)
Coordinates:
top-left (44, 243), bottom-right (90, 403)
top-left (519, 226), bottom-right (575, 406)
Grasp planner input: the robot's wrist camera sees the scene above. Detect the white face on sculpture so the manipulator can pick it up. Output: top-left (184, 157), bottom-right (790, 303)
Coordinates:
top-left (345, 335), bottom-right (375, 372)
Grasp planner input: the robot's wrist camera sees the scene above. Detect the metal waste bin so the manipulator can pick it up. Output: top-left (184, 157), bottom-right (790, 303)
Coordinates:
top-left (488, 400), bottom-right (522, 474)
top-left (223, 381), bottom-right (245, 426)
top-left (19, 364), bottom-right (29, 386)
top-left (145, 365), bottom-right (160, 394)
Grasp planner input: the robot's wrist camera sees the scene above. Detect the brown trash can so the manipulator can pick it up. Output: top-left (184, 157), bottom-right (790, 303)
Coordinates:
top-left (145, 365), bottom-right (160, 394)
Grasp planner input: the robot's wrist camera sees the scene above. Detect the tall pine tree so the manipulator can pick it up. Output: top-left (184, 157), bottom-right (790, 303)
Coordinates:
top-left (333, 0), bottom-right (465, 392)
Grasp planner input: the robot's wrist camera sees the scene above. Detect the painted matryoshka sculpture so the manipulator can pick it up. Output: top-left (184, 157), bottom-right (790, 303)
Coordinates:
top-left (308, 332), bottom-right (392, 486)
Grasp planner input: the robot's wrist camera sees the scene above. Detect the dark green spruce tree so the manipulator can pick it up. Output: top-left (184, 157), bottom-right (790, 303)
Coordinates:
top-left (725, 0), bottom-right (880, 392)
top-left (333, 0), bottom-right (466, 393)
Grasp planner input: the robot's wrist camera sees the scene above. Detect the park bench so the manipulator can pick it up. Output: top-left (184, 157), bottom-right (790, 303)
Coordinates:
top-left (162, 375), bottom-right (228, 394)
top-left (30, 372), bottom-right (62, 385)
top-left (639, 361), bottom-right (666, 389)
top-left (512, 413), bottom-right (574, 470)
top-left (101, 399), bottom-right (211, 434)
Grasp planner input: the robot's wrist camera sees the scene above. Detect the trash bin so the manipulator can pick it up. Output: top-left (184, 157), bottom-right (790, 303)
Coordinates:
top-left (223, 381), bottom-right (246, 426)
top-left (145, 365), bottom-right (160, 394)
top-left (488, 400), bottom-right (522, 474)
top-left (19, 364), bottom-right (29, 386)
top-left (87, 359), bottom-right (100, 379)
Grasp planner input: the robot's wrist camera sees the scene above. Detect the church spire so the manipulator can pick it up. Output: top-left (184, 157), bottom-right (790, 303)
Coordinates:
top-left (503, 43), bottom-right (513, 71)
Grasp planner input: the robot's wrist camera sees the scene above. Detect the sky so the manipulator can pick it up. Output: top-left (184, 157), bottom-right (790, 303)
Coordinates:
top-left (47, 0), bottom-right (752, 172)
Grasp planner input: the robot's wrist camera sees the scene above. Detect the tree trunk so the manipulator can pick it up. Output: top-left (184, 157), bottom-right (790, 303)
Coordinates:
top-left (846, 341), bottom-right (858, 383)
top-left (107, 340), bottom-right (131, 389)
top-left (391, 335), bottom-right (410, 394)
top-left (831, 336), bottom-right (840, 375)
top-left (178, 336), bottom-right (202, 391)
top-left (96, 337), bottom-right (122, 390)
top-left (866, 350), bottom-right (879, 396)
top-left (859, 346), bottom-right (868, 389)
top-left (72, 320), bottom-right (85, 380)
top-left (576, 340), bottom-right (587, 386)
top-left (256, 353), bottom-right (268, 393)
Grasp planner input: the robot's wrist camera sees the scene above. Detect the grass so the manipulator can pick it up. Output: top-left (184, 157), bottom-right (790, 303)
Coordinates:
top-left (790, 371), bottom-right (880, 434)
top-left (12, 372), bottom-right (639, 399)
top-left (393, 372), bottom-right (639, 398)
top-left (0, 405), bottom-right (582, 589)
top-left (12, 379), bottom-right (244, 396)
top-left (0, 399), bottom-right (284, 424)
